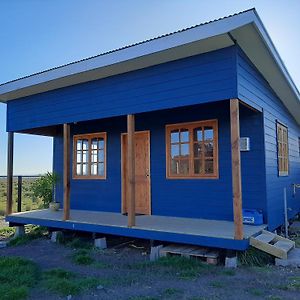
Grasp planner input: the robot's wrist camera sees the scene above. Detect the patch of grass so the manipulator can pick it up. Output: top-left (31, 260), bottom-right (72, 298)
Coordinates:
top-left (66, 237), bottom-right (93, 249)
top-left (220, 269), bottom-right (235, 276)
top-left (247, 288), bottom-right (264, 296)
top-left (155, 256), bottom-right (215, 279)
top-left (162, 287), bottom-right (184, 297)
top-left (0, 256), bottom-right (40, 300)
top-left (8, 225), bottom-right (48, 246)
top-left (129, 297), bottom-right (159, 300)
top-left (287, 276), bottom-right (300, 290)
top-left (94, 261), bottom-right (111, 269)
top-left (250, 266), bottom-right (272, 273)
top-left (72, 249), bottom-right (94, 265)
top-left (209, 280), bottom-right (224, 288)
top-left (238, 247), bottom-right (273, 267)
top-left (42, 268), bottom-right (110, 296)
top-left (0, 226), bottom-right (15, 239)
top-left (57, 235), bottom-right (93, 250)
top-left (266, 296), bottom-right (282, 300)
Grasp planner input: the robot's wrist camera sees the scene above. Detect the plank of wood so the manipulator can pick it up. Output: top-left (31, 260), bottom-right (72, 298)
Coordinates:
top-left (6, 132), bottom-right (14, 216)
top-left (262, 230), bottom-right (295, 246)
top-left (255, 233), bottom-right (276, 244)
top-left (127, 114), bottom-right (136, 227)
top-left (204, 251), bottom-right (219, 259)
top-left (63, 124), bottom-right (71, 221)
top-left (182, 247), bottom-right (204, 255)
top-left (250, 237), bottom-right (287, 259)
top-left (188, 248), bottom-right (208, 256)
top-left (230, 99), bottom-right (243, 240)
top-left (273, 240), bottom-right (295, 253)
top-left (160, 244), bottom-right (219, 259)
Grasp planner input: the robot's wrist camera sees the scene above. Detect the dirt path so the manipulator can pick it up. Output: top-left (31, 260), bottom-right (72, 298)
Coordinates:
top-left (1, 237), bottom-right (300, 300)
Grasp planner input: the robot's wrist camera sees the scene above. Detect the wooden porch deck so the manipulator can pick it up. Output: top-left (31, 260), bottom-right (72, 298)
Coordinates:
top-left (6, 209), bottom-right (266, 250)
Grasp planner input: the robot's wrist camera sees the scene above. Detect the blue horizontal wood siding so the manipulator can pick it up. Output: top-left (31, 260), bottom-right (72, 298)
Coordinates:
top-left (237, 47), bottom-right (300, 230)
top-left (52, 101), bottom-right (266, 223)
top-left (7, 46), bottom-right (237, 132)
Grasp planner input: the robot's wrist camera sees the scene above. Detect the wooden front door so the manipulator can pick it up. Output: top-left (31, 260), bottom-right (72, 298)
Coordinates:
top-left (122, 131), bottom-right (151, 215)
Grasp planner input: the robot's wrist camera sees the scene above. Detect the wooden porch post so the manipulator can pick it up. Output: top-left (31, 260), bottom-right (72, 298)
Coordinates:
top-left (230, 99), bottom-right (243, 240)
top-left (63, 124), bottom-right (71, 221)
top-left (127, 114), bottom-right (136, 227)
top-left (6, 132), bottom-right (14, 215)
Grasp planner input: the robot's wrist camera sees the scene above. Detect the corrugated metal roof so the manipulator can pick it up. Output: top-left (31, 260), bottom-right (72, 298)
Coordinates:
top-left (0, 8), bottom-right (255, 87)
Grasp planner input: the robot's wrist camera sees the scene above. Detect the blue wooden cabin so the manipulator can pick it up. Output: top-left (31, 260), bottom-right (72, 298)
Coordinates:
top-left (1, 9), bottom-right (300, 250)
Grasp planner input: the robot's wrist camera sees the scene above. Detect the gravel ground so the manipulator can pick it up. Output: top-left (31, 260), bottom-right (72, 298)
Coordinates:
top-left (0, 236), bottom-right (300, 300)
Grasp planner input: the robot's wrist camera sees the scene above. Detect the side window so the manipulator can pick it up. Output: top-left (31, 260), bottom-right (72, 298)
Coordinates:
top-left (276, 122), bottom-right (289, 176)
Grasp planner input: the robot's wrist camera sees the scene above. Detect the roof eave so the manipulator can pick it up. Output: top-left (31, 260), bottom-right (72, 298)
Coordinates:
top-left (0, 9), bottom-right (256, 102)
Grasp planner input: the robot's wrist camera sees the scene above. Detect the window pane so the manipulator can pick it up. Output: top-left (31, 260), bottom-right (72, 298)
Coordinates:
top-left (171, 159), bottom-right (179, 174)
top-left (180, 129), bottom-right (189, 142)
top-left (171, 144), bottom-right (179, 158)
top-left (204, 127), bottom-right (213, 141)
top-left (76, 151), bottom-right (81, 163)
top-left (76, 164), bottom-right (81, 175)
top-left (77, 140), bottom-right (82, 150)
top-left (82, 139), bottom-right (89, 150)
top-left (193, 128), bottom-right (203, 142)
top-left (171, 130), bottom-right (179, 143)
top-left (98, 149), bottom-right (104, 162)
top-left (91, 163), bottom-right (97, 175)
top-left (179, 160), bottom-right (189, 175)
top-left (82, 164), bottom-right (88, 175)
top-left (91, 139), bottom-right (98, 150)
top-left (205, 159), bottom-right (214, 174)
top-left (283, 130), bottom-right (287, 143)
top-left (204, 142), bottom-right (214, 157)
top-left (193, 143), bottom-right (202, 158)
top-left (91, 150), bottom-right (97, 163)
top-left (98, 163), bottom-right (104, 176)
top-left (194, 159), bottom-right (202, 174)
top-left (180, 143), bottom-right (190, 157)
top-left (82, 151), bottom-right (88, 163)
top-left (98, 138), bottom-right (104, 149)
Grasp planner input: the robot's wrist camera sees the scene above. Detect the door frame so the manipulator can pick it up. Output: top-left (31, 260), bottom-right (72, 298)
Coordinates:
top-left (121, 130), bottom-right (151, 215)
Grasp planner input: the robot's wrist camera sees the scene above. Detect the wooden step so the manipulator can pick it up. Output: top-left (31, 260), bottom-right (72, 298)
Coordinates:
top-left (273, 240), bottom-right (295, 253)
top-left (250, 230), bottom-right (295, 259)
top-left (255, 232), bottom-right (276, 243)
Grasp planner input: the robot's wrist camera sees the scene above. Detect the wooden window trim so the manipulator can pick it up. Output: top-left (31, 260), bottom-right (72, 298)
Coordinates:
top-left (276, 121), bottom-right (289, 177)
top-left (73, 132), bottom-right (107, 180)
top-left (166, 119), bottom-right (219, 179)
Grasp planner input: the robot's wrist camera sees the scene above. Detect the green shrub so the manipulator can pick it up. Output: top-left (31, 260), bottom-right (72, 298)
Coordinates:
top-left (0, 227), bottom-right (15, 239)
top-left (31, 172), bottom-right (58, 208)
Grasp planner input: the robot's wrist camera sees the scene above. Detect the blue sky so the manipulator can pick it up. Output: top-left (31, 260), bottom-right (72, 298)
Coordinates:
top-left (0, 0), bottom-right (300, 175)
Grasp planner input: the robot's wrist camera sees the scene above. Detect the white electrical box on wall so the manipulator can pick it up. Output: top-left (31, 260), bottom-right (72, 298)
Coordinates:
top-left (240, 137), bottom-right (250, 151)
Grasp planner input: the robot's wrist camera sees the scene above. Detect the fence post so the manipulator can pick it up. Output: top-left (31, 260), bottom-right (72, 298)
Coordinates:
top-left (17, 176), bottom-right (22, 213)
